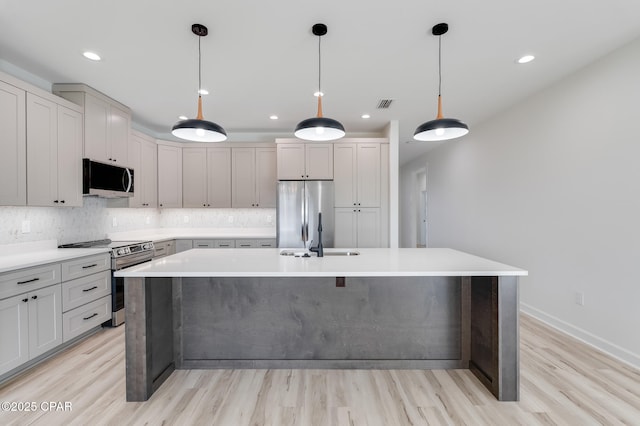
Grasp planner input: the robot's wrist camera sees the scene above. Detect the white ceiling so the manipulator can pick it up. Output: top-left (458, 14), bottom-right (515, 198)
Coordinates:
top-left (1, 0), bottom-right (639, 164)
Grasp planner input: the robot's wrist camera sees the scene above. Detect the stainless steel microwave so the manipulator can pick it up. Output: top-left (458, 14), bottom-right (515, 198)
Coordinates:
top-left (83, 159), bottom-right (134, 198)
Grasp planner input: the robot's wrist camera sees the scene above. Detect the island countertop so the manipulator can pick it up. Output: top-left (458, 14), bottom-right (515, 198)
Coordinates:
top-left (114, 248), bottom-right (527, 278)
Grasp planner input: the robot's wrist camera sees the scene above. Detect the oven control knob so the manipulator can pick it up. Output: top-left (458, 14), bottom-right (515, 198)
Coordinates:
top-left (117, 248), bottom-right (128, 256)
top-left (143, 243), bottom-right (153, 250)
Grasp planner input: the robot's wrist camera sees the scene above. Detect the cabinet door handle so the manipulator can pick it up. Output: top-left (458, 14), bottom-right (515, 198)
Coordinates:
top-left (219, 244), bottom-right (230, 247)
top-left (82, 286), bottom-right (98, 292)
top-left (17, 277), bottom-right (40, 285)
top-left (22, 298), bottom-right (28, 303)
top-left (83, 313), bottom-right (98, 321)
top-left (82, 263), bottom-right (98, 269)
top-left (61, 200), bottom-right (65, 204)
top-left (54, 200), bottom-right (59, 203)
top-left (31, 295), bottom-right (38, 300)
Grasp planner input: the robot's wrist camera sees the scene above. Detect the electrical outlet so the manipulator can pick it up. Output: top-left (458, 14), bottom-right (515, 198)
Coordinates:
top-left (145, 216), bottom-right (151, 225)
top-left (112, 217), bottom-right (118, 227)
top-left (575, 292), bottom-right (584, 306)
top-left (21, 220), bottom-right (31, 234)
top-left (183, 215), bottom-right (190, 223)
top-left (267, 215), bottom-right (273, 224)
top-left (228, 216), bottom-right (234, 223)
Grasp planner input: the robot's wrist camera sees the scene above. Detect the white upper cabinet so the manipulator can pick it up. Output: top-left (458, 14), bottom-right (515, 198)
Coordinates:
top-left (255, 147), bottom-right (277, 207)
top-left (232, 147), bottom-right (276, 208)
top-left (334, 143), bottom-right (380, 208)
top-left (276, 142), bottom-right (333, 180)
top-left (53, 84), bottom-right (131, 167)
top-left (128, 131), bottom-right (158, 208)
top-left (26, 93), bottom-right (83, 207)
top-left (157, 143), bottom-right (182, 208)
top-left (0, 80), bottom-right (26, 206)
top-left (183, 147), bottom-right (231, 208)
top-left (208, 148), bottom-right (232, 207)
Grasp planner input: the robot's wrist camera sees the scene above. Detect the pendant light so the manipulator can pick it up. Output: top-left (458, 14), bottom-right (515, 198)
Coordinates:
top-left (294, 23), bottom-right (345, 141)
top-left (414, 23), bottom-right (469, 142)
top-left (172, 23), bottom-right (227, 142)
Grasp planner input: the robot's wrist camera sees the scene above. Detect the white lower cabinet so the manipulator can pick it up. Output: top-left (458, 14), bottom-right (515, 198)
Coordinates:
top-left (1, 254), bottom-right (111, 378)
top-left (62, 295), bottom-right (111, 343)
top-left (153, 240), bottom-right (176, 258)
top-left (28, 285), bottom-right (63, 358)
top-left (0, 293), bottom-right (29, 374)
top-left (334, 207), bottom-right (381, 248)
top-left (175, 239), bottom-right (193, 253)
top-left (0, 284), bottom-right (63, 376)
top-left (60, 257), bottom-right (111, 343)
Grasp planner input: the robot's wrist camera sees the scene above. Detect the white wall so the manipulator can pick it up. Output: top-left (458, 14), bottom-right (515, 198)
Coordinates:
top-left (400, 37), bottom-right (640, 368)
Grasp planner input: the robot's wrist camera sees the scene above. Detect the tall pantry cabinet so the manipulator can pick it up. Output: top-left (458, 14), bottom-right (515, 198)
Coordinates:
top-left (333, 142), bottom-right (384, 248)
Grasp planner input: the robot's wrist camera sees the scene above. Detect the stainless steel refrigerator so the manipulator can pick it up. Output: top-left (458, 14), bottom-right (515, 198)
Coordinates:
top-left (277, 181), bottom-right (334, 249)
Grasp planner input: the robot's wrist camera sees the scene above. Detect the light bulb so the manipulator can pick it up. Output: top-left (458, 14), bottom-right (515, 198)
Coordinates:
top-left (315, 127), bottom-right (325, 135)
top-left (196, 128), bottom-right (205, 137)
top-left (435, 128), bottom-right (445, 136)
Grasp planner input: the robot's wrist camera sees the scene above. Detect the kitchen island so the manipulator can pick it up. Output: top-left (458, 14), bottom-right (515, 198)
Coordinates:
top-left (115, 248), bottom-right (527, 402)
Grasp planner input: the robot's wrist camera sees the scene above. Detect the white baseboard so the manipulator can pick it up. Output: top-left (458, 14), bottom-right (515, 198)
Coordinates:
top-left (520, 303), bottom-right (640, 370)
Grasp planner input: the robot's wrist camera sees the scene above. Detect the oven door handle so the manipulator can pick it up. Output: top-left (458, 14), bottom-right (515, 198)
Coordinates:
top-left (113, 252), bottom-right (153, 270)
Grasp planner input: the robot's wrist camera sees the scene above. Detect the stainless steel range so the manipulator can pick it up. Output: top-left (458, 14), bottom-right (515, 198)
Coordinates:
top-left (59, 239), bottom-right (154, 326)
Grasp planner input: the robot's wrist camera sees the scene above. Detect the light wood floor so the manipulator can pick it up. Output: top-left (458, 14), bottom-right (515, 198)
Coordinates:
top-left (1, 314), bottom-right (639, 425)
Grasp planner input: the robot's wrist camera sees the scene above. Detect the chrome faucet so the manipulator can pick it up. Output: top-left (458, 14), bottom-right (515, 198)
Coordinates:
top-left (309, 212), bottom-right (324, 257)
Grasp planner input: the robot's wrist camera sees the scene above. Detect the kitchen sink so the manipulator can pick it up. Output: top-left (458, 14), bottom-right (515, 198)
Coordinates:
top-left (279, 250), bottom-right (359, 257)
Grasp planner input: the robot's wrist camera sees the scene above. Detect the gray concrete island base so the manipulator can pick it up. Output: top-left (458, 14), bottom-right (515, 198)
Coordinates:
top-left (124, 275), bottom-right (519, 402)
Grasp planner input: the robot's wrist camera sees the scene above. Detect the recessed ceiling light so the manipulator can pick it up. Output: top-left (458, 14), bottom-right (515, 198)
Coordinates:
top-left (270, 115), bottom-right (278, 120)
top-left (178, 115), bottom-right (188, 120)
top-left (198, 89), bottom-right (209, 95)
top-left (313, 91), bottom-right (324, 97)
top-left (83, 51), bottom-right (101, 61)
top-left (361, 114), bottom-right (370, 119)
top-left (517, 55), bottom-right (535, 64)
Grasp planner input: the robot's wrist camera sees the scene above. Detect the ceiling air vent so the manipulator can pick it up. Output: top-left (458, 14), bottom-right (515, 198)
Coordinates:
top-left (376, 99), bottom-right (393, 109)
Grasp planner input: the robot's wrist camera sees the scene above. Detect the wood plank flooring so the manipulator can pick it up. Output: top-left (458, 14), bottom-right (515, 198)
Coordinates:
top-left (0, 313), bottom-right (639, 425)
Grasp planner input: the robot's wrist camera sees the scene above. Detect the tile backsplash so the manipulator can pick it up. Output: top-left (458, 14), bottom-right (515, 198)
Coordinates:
top-left (0, 197), bottom-right (275, 245)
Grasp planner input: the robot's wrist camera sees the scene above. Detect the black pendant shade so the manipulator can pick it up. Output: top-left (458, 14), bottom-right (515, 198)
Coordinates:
top-left (414, 23), bottom-right (469, 142)
top-left (413, 116), bottom-right (469, 141)
top-left (294, 116), bottom-right (345, 141)
top-left (172, 24), bottom-right (227, 142)
top-left (172, 116), bottom-right (227, 143)
top-left (294, 23), bottom-right (345, 141)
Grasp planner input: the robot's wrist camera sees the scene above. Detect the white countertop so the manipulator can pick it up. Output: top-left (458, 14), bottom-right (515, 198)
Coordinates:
top-left (114, 248), bottom-right (528, 278)
top-left (0, 240), bottom-right (110, 274)
top-left (107, 227), bottom-right (276, 243)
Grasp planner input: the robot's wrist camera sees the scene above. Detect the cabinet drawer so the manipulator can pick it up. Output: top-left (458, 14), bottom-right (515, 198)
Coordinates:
top-left (193, 240), bottom-right (215, 248)
top-left (213, 239), bottom-right (235, 248)
top-left (62, 295), bottom-right (111, 343)
top-left (0, 264), bottom-right (61, 300)
top-left (235, 239), bottom-right (257, 248)
top-left (236, 239), bottom-right (276, 248)
top-left (255, 239), bottom-right (276, 248)
top-left (61, 253), bottom-right (110, 281)
top-left (61, 270), bottom-right (111, 312)
top-left (154, 240), bottom-right (175, 258)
